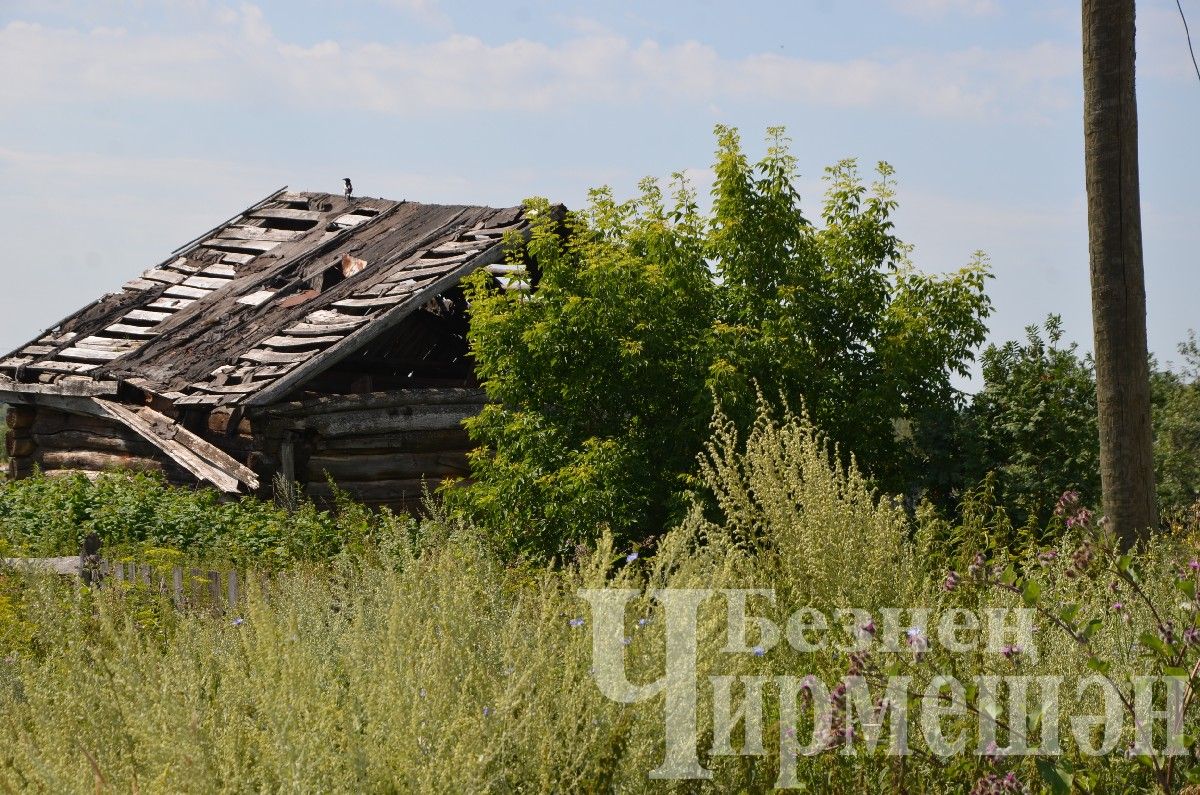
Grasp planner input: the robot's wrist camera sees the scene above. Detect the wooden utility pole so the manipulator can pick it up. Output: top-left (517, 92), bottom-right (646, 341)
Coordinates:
top-left (1082, 0), bottom-right (1158, 547)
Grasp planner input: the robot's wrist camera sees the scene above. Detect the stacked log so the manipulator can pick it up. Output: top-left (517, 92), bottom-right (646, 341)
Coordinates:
top-left (254, 388), bottom-right (484, 511)
top-left (5, 405), bottom-right (36, 480)
top-left (15, 408), bottom-right (190, 483)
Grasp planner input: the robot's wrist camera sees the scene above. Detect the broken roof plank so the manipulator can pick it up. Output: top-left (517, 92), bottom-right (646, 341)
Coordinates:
top-left (243, 241), bottom-right (510, 407)
top-left (331, 295), bottom-right (408, 310)
top-left (126, 309), bottom-right (174, 323)
top-left (215, 225), bottom-right (299, 243)
top-left (247, 207), bottom-right (322, 222)
top-left (260, 334), bottom-right (346, 348)
top-left (57, 347), bottom-right (125, 362)
top-left (0, 376), bottom-right (118, 398)
top-left (146, 298), bottom-right (196, 312)
top-left (238, 348), bottom-right (317, 365)
top-left (163, 285), bottom-right (213, 300)
top-left (201, 239), bottom-right (280, 254)
top-left (283, 321), bottom-right (367, 336)
top-left (95, 401), bottom-right (253, 493)
top-left (181, 275), bottom-right (232, 291)
top-left (104, 324), bottom-right (160, 338)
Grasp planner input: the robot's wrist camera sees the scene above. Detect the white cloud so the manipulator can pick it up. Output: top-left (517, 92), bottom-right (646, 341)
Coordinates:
top-left (0, 4), bottom-right (1079, 123)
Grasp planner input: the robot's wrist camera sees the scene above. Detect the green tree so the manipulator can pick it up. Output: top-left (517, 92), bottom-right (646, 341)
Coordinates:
top-left (965, 315), bottom-right (1101, 528)
top-left (449, 181), bottom-right (715, 558)
top-left (451, 127), bottom-right (993, 558)
top-left (1152, 332), bottom-right (1200, 514)
top-left (707, 126), bottom-right (991, 498)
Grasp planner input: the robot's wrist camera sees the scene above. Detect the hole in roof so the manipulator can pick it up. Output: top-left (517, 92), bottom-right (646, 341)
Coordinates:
top-left (258, 216), bottom-right (319, 232)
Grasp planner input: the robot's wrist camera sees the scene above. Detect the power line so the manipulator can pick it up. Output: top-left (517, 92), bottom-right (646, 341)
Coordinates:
top-left (1178, 0), bottom-right (1200, 84)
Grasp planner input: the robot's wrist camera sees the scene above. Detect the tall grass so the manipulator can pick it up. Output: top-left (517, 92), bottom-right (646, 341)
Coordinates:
top-left (0, 403), bottom-right (1194, 792)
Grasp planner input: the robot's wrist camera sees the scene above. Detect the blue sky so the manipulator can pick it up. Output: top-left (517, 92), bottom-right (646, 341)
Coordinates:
top-left (1, 0), bottom-right (1198, 387)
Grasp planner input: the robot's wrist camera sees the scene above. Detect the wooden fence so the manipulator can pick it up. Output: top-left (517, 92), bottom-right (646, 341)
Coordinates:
top-left (2, 555), bottom-right (255, 613)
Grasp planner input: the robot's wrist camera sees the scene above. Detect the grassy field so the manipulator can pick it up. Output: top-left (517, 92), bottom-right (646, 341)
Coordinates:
top-left (2, 406), bottom-right (1199, 792)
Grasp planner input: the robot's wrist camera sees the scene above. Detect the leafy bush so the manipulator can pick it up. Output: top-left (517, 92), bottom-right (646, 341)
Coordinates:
top-left (964, 315), bottom-right (1101, 528)
top-left (454, 126), bottom-right (992, 559)
top-left (1154, 332), bottom-right (1200, 515)
top-left (0, 471), bottom-right (414, 566)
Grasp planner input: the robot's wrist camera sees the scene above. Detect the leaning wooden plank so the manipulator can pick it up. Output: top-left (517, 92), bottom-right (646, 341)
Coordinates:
top-left (221, 252), bottom-right (257, 265)
top-left (152, 410), bottom-right (258, 489)
top-left (0, 356), bottom-right (33, 369)
top-left (20, 345), bottom-right (54, 356)
top-left (95, 401), bottom-right (242, 493)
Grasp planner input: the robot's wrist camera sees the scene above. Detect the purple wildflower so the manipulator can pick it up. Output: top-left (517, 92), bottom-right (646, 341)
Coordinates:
top-left (751, 645), bottom-right (766, 657)
top-left (905, 627), bottom-right (928, 654)
top-left (232, 617), bottom-right (245, 627)
top-left (626, 551), bottom-right (639, 564)
top-left (943, 570), bottom-right (960, 592)
top-left (569, 617), bottom-right (585, 628)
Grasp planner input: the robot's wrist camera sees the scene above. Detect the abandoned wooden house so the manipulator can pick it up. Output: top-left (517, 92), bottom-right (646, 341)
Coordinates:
top-left (0, 188), bottom-right (535, 510)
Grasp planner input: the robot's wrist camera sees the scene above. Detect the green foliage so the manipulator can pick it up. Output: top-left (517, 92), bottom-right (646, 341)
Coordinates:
top-left (1153, 332), bottom-right (1200, 514)
top-left (707, 126), bottom-right (992, 501)
top-left (450, 179), bottom-right (716, 560)
top-left (0, 470), bottom-right (416, 566)
top-left (964, 315), bottom-right (1101, 528)
top-left (453, 126), bottom-right (993, 558)
top-left (3, 403), bottom-right (1198, 791)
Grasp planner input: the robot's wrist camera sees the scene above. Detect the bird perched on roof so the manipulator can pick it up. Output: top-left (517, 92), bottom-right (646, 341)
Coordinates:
top-left (343, 178), bottom-right (353, 199)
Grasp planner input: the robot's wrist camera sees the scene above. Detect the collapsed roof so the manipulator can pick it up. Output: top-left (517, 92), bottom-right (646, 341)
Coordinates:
top-left (0, 188), bottom-right (529, 494)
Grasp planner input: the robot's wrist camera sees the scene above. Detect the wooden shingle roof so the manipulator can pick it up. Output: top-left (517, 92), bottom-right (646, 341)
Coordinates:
top-left (0, 188), bottom-right (526, 408)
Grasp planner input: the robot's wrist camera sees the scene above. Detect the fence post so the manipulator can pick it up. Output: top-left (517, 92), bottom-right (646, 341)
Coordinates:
top-left (80, 532), bottom-right (102, 586)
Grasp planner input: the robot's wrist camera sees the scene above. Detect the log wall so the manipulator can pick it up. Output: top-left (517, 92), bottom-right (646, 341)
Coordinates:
top-left (250, 387), bottom-right (484, 511)
top-left (3, 387), bottom-right (484, 514)
top-left (5, 405), bottom-right (192, 483)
